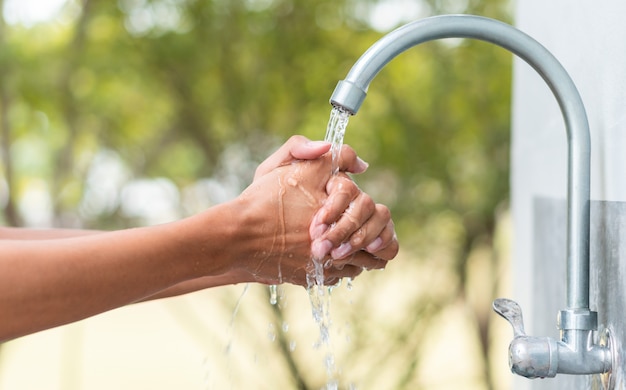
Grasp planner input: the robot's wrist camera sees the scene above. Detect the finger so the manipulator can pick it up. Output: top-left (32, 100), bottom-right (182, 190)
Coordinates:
top-left (336, 144), bottom-right (369, 174)
top-left (346, 203), bottom-right (391, 251)
top-left (324, 264), bottom-right (364, 284)
top-left (331, 251), bottom-right (388, 272)
top-left (323, 174), bottom-right (363, 223)
top-left (365, 221), bottom-right (399, 261)
top-left (309, 174), bottom-right (361, 242)
top-left (254, 135), bottom-right (331, 179)
top-left (326, 193), bottom-right (377, 258)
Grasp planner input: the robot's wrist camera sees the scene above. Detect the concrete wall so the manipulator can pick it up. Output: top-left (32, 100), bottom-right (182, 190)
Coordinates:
top-left (512, 1), bottom-right (626, 389)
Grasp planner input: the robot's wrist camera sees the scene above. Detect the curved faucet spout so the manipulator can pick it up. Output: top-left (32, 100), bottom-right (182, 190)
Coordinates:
top-left (329, 14), bottom-right (613, 379)
top-left (330, 14), bottom-right (590, 311)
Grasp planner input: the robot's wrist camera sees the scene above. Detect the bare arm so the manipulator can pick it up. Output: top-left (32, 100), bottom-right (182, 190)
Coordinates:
top-left (0, 227), bottom-right (101, 240)
top-left (0, 136), bottom-right (398, 342)
top-left (0, 203), bottom-right (240, 342)
top-left (0, 226), bottom-right (247, 301)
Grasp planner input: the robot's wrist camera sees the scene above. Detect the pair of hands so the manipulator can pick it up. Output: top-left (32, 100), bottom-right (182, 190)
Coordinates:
top-left (0, 136), bottom-right (397, 342)
top-left (230, 136), bottom-right (398, 286)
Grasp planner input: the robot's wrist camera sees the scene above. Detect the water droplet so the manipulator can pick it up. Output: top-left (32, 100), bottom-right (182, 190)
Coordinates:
top-left (269, 284), bottom-right (278, 305)
top-left (267, 323), bottom-right (276, 342)
top-left (324, 379), bottom-right (339, 390)
top-left (325, 353), bottom-right (335, 370)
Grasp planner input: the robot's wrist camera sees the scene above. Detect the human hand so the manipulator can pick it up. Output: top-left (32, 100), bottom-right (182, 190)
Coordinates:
top-left (255, 135), bottom-right (397, 262)
top-left (310, 172), bottom-right (398, 267)
top-left (229, 136), bottom-right (398, 286)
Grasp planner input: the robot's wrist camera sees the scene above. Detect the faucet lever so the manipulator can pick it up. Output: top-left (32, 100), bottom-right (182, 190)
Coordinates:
top-left (493, 298), bottom-right (559, 378)
top-left (493, 298), bottom-right (525, 337)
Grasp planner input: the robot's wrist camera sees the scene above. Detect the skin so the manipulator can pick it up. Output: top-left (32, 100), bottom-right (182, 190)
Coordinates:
top-left (0, 136), bottom-right (398, 342)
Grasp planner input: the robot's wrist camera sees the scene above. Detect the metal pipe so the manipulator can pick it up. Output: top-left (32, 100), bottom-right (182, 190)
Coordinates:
top-left (330, 14), bottom-right (613, 379)
top-left (329, 14), bottom-right (591, 310)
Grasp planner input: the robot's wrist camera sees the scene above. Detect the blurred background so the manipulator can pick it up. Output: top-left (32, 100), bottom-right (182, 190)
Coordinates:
top-left (0, 0), bottom-right (514, 388)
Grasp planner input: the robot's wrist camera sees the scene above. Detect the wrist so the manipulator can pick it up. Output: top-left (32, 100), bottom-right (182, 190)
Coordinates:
top-left (175, 199), bottom-right (255, 281)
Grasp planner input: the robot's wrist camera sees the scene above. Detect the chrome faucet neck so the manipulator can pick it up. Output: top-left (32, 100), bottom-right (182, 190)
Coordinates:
top-left (331, 14), bottom-right (613, 381)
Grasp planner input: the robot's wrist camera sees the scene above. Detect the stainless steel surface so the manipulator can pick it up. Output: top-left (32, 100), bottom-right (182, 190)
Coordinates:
top-left (329, 14), bottom-right (590, 310)
top-left (330, 14), bottom-right (615, 380)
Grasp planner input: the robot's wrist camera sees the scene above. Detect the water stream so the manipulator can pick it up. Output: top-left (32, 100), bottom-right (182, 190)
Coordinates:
top-left (268, 106), bottom-right (351, 390)
top-left (306, 106), bottom-right (351, 390)
top-left (325, 106), bottom-right (350, 175)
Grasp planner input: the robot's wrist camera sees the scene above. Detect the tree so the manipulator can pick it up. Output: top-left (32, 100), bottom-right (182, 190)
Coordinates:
top-left (0, 0), bottom-right (512, 388)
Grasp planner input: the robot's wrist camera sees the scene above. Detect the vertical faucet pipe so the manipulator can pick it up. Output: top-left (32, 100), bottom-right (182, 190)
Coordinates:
top-left (330, 14), bottom-right (591, 310)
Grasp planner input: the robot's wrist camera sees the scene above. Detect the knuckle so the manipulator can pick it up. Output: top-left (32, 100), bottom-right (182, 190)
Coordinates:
top-left (341, 144), bottom-right (357, 159)
top-left (376, 203), bottom-right (392, 220)
top-left (360, 194), bottom-right (375, 214)
top-left (339, 174), bottom-right (357, 189)
top-left (288, 134), bottom-right (306, 144)
top-left (333, 223), bottom-right (355, 241)
top-left (328, 174), bottom-right (354, 193)
top-left (350, 228), bottom-right (366, 247)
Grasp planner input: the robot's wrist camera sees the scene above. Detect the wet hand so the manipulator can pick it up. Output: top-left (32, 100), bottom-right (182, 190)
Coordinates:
top-left (310, 172), bottom-right (399, 268)
top-left (306, 141), bottom-right (399, 264)
top-left (253, 135), bottom-right (369, 180)
top-left (235, 156), bottom-right (366, 286)
top-left (254, 135), bottom-right (397, 262)
top-left (235, 135), bottom-right (398, 286)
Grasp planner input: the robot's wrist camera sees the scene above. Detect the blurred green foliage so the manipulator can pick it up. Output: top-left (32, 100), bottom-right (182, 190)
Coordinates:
top-left (0, 0), bottom-right (513, 388)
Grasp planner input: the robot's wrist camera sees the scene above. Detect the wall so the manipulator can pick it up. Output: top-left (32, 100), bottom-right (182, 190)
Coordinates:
top-left (511, 1), bottom-right (626, 389)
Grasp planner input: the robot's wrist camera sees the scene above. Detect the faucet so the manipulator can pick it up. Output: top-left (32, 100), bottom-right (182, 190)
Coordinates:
top-left (329, 14), bottom-right (615, 381)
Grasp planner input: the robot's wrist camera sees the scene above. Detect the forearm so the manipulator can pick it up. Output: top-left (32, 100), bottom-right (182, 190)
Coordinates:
top-left (0, 226), bottom-right (102, 240)
top-left (138, 271), bottom-right (251, 302)
top-left (0, 204), bottom-right (238, 342)
top-left (0, 221), bottom-right (250, 313)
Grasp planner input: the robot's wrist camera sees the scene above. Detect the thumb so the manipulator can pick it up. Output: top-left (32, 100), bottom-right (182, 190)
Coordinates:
top-left (254, 136), bottom-right (330, 179)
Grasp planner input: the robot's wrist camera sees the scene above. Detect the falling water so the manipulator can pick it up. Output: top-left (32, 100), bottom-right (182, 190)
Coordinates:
top-left (268, 284), bottom-right (278, 305)
top-left (266, 106), bottom-right (351, 389)
top-left (325, 106), bottom-right (350, 175)
top-left (306, 106), bottom-right (351, 390)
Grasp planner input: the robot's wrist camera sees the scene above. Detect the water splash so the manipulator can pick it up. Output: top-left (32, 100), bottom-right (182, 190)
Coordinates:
top-left (221, 284), bottom-right (250, 389)
top-left (345, 277), bottom-right (353, 291)
top-left (224, 283), bottom-right (250, 355)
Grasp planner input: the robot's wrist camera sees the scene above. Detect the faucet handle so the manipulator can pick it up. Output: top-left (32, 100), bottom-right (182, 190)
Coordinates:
top-left (493, 298), bottom-right (526, 337)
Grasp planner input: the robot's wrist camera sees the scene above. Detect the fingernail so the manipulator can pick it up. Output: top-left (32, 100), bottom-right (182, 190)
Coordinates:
top-left (365, 237), bottom-right (383, 253)
top-left (311, 239), bottom-right (333, 259)
top-left (306, 140), bottom-right (330, 148)
top-left (331, 242), bottom-right (352, 259)
top-left (354, 156), bottom-right (370, 173)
